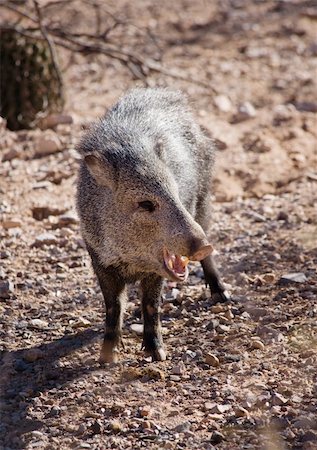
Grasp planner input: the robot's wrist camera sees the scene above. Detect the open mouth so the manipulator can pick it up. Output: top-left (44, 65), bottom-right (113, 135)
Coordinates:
top-left (163, 247), bottom-right (190, 282)
top-left (163, 244), bottom-right (213, 282)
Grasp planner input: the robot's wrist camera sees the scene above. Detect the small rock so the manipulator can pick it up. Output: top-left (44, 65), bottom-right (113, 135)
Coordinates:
top-left (29, 319), bottom-right (49, 330)
top-left (174, 421), bottom-right (191, 433)
top-left (224, 309), bottom-right (234, 320)
top-left (40, 113), bottom-right (73, 129)
top-left (210, 431), bottom-right (225, 444)
top-left (1, 219), bottom-right (22, 229)
top-left (140, 406), bottom-right (152, 418)
top-left (205, 353), bottom-right (220, 367)
top-left (261, 273), bottom-right (276, 283)
top-left (271, 393), bottom-right (288, 406)
top-left (204, 402), bottom-right (216, 411)
top-left (293, 102), bottom-right (317, 113)
top-left (214, 95), bottom-right (233, 112)
top-left (90, 420), bottom-right (102, 435)
top-left (279, 273), bottom-right (307, 284)
top-left (171, 361), bottom-right (186, 375)
top-left (142, 420), bottom-right (152, 429)
top-left (210, 404), bottom-right (231, 414)
top-left (32, 233), bottom-right (58, 247)
top-left (245, 211), bottom-right (266, 222)
top-left (233, 102), bottom-right (256, 122)
top-left (273, 104), bottom-right (297, 124)
top-left (23, 348), bottom-right (44, 362)
top-left (170, 375), bottom-right (181, 382)
top-left (277, 211), bottom-right (289, 221)
top-left (250, 340), bottom-right (265, 351)
top-left (32, 205), bottom-right (66, 220)
top-left (0, 280), bottom-right (14, 299)
top-left (72, 317), bottom-right (91, 328)
top-left (2, 148), bottom-right (20, 162)
top-left (302, 430), bottom-right (317, 442)
top-left (57, 212), bottom-right (79, 227)
top-left (130, 323), bottom-right (143, 335)
top-left (76, 424), bottom-right (87, 435)
top-left (34, 132), bottom-right (63, 157)
top-left (109, 420), bottom-right (122, 432)
top-left (234, 406), bottom-right (249, 418)
top-left (293, 417), bottom-right (316, 429)
top-left (210, 305), bottom-right (226, 313)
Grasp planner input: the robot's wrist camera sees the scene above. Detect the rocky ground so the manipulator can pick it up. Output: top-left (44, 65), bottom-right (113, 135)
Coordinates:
top-left (0, 0), bottom-right (317, 449)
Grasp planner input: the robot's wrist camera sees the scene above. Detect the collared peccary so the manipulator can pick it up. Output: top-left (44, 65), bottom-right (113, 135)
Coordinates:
top-left (76, 88), bottom-right (229, 363)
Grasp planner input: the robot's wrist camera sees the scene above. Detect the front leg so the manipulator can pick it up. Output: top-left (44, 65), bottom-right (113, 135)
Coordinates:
top-left (88, 247), bottom-right (126, 363)
top-left (201, 255), bottom-right (230, 303)
top-left (140, 274), bottom-right (166, 361)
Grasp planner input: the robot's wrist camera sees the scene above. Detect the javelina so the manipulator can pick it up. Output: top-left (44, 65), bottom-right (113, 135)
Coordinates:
top-left (76, 88), bottom-right (229, 363)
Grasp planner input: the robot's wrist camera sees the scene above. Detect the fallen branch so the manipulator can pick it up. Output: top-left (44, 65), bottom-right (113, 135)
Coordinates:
top-left (0, 0), bottom-right (215, 91)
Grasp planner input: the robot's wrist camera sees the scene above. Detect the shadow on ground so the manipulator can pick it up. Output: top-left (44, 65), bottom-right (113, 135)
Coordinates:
top-left (0, 328), bottom-right (102, 449)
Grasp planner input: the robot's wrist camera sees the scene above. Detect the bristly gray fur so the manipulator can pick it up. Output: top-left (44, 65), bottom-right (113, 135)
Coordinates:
top-left (76, 87), bottom-right (216, 280)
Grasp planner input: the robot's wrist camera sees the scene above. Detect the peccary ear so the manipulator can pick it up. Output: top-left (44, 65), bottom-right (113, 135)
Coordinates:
top-left (84, 154), bottom-right (116, 188)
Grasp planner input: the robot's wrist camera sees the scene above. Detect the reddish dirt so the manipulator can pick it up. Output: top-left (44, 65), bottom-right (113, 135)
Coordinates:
top-left (0, 1), bottom-right (316, 449)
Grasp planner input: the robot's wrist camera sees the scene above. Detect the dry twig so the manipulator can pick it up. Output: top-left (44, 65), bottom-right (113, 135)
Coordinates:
top-left (0, 0), bottom-right (214, 91)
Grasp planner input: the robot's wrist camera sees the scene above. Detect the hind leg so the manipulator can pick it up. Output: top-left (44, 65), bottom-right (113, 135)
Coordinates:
top-left (196, 193), bottom-right (230, 303)
top-left (201, 256), bottom-right (230, 303)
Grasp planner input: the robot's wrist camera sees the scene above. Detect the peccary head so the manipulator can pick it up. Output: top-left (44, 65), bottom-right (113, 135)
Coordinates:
top-left (82, 139), bottom-right (212, 281)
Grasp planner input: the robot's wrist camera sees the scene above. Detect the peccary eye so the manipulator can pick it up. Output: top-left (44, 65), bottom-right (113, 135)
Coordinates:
top-left (138, 200), bottom-right (156, 212)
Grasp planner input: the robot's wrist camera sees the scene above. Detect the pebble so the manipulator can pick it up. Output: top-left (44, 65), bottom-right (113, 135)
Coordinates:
top-left (90, 420), bottom-right (102, 434)
top-left (293, 102), bottom-right (317, 113)
top-left (250, 340), bottom-right (265, 350)
top-left (171, 361), bottom-right (186, 375)
top-left (57, 212), bottom-right (79, 227)
top-left (293, 417), bottom-right (316, 429)
top-left (214, 95), bottom-right (233, 112)
top-left (205, 353), bottom-right (220, 367)
top-left (72, 317), bottom-right (91, 328)
top-left (210, 305), bottom-right (226, 313)
top-left (210, 431), bottom-right (225, 444)
top-left (29, 318), bottom-right (49, 329)
top-left (277, 211), bottom-right (289, 221)
top-left (32, 233), bottom-right (58, 247)
top-left (40, 113), bottom-right (73, 129)
top-left (140, 406), bottom-right (152, 418)
top-left (130, 323), bottom-right (143, 335)
top-left (2, 148), bottom-right (20, 162)
top-left (34, 132), bottom-right (63, 157)
top-left (233, 102), bottom-right (256, 122)
top-left (279, 273), bottom-right (307, 284)
top-left (0, 219), bottom-right (22, 229)
top-left (271, 393), bottom-right (288, 406)
top-left (0, 280), bottom-right (14, 299)
top-left (234, 406), bottom-right (249, 418)
top-left (109, 420), bottom-right (123, 432)
top-left (32, 205), bottom-right (66, 220)
top-left (174, 421), bottom-right (191, 433)
top-left (170, 375), bottom-right (181, 382)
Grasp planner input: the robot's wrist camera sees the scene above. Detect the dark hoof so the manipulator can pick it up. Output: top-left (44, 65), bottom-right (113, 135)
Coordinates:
top-left (211, 290), bottom-right (231, 304)
top-left (99, 342), bottom-right (120, 363)
top-left (144, 347), bottom-right (167, 362)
